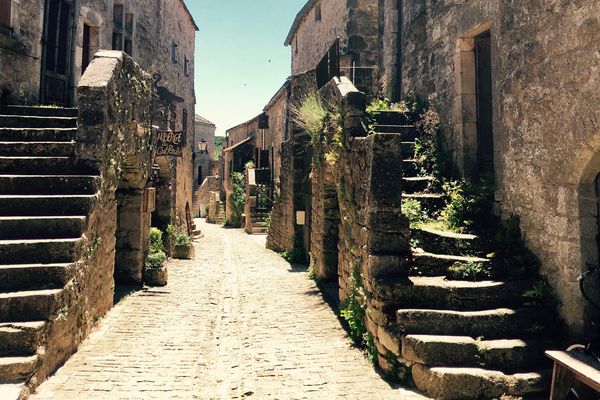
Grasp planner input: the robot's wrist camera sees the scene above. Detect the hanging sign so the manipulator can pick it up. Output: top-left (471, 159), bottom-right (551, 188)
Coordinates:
top-left (156, 130), bottom-right (184, 157)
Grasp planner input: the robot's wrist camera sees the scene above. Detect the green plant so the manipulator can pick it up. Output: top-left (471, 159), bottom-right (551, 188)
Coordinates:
top-left (307, 260), bottom-right (321, 282)
top-left (281, 248), bottom-right (306, 264)
top-left (145, 251), bottom-right (167, 269)
top-left (447, 262), bottom-right (492, 281)
top-left (166, 224), bottom-right (191, 246)
top-left (227, 171), bottom-right (246, 228)
top-left (340, 266), bottom-right (367, 343)
top-left (474, 337), bottom-right (487, 367)
top-left (245, 160), bottom-right (255, 169)
top-left (402, 198), bottom-right (427, 228)
top-left (363, 332), bottom-right (377, 366)
top-left (523, 280), bottom-right (558, 308)
top-left (149, 227), bottom-right (165, 254)
top-left (290, 93), bottom-right (327, 145)
top-left (440, 175), bottom-right (494, 232)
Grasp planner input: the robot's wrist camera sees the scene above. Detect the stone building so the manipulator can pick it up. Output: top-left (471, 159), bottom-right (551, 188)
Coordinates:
top-left (192, 114), bottom-right (216, 217)
top-left (285, 0), bottom-right (379, 95)
top-left (193, 114), bottom-right (216, 187)
top-left (0, 1), bottom-right (197, 397)
top-left (380, 0), bottom-right (600, 341)
top-left (0, 0), bottom-right (198, 231)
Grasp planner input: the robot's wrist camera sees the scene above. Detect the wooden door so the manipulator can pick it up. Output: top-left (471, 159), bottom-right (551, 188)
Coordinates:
top-left (41, 0), bottom-right (73, 105)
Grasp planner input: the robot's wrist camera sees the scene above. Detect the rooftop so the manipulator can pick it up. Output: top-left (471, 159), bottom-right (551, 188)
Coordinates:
top-left (195, 114), bottom-right (216, 126)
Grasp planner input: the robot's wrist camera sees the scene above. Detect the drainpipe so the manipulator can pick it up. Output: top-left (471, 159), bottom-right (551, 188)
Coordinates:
top-left (69, 0), bottom-right (80, 106)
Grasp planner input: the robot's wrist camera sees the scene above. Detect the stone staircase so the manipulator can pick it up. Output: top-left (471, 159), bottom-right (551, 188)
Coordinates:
top-left (370, 111), bottom-right (552, 399)
top-left (249, 210), bottom-right (269, 234)
top-left (0, 106), bottom-right (98, 398)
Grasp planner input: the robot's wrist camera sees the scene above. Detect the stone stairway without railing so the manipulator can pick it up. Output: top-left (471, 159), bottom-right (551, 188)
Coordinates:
top-left (369, 111), bottom-right (553, 399)
top-left (0, 106), bottom-right (98, 398)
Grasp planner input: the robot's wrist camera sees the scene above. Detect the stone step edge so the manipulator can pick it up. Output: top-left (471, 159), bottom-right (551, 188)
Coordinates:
top-left (416, 226), bottom-right (479, 241)
top-left (413, 250), bottom-right (490, 263)
top-left (0, 289), bottom-right (62, 299)
top-left (412, 364), bottom-right (550, 399)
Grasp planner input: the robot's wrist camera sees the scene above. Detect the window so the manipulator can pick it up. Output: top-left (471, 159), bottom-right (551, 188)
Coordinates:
top-left (112, 5), bottom-right (133, 55)
top-left (184, 55), bottom-right (189, 76)
top-left (315, 4), bottom-right (321, 21)
top-left (0, 0), bottom-right (11, 28)
top-left (171, 41), bottom-right (178, 64)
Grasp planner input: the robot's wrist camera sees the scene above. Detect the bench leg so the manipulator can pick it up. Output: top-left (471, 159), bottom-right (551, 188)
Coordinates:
top-left (550, 363), bottom-right (575, 400)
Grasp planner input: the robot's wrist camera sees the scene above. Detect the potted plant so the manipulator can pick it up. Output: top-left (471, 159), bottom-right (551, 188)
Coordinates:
top-left (144, 227), bottom-right (168, 286)
top-left (168, 224), bottom-right (194, 260)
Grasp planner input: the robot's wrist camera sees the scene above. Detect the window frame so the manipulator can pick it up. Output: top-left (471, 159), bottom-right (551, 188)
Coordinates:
top-left (0, 0), bottom-right (12, 31)
top-left (112, 5), bottom-right (133, 56)
top-left (315, 4), bottom-right (322, 22)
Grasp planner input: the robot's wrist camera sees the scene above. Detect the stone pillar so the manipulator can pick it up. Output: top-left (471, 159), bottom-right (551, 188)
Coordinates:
top-left (115, 190), bottom-right (149, 284)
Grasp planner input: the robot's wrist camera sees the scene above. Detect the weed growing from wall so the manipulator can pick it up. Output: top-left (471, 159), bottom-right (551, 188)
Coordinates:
top-left (340, 266), bottom-right (367, 344)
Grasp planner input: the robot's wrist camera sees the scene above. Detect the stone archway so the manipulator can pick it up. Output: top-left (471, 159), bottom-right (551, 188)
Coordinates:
top-left (152, 155), bottom-right (176, 230)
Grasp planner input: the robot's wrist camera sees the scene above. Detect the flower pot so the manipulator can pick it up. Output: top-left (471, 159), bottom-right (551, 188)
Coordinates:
top-left (173, 243), bottom-right (194, 260)
top-left (144, 265), bottom-right (168, 286)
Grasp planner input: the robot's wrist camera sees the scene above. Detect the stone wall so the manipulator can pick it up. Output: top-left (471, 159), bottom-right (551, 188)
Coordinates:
top-left (398, 0), bottom-right (600, 336)
top-left (287, 0), bottom-right (380, 94)
top-left (33, 51), bottom-right (157, 387)
top-left (195, 176), bottom-right (221, 217)
top-left (315, 77), bottom-right (410, 373)
top-left (0, 0), bottom-right (45, 101)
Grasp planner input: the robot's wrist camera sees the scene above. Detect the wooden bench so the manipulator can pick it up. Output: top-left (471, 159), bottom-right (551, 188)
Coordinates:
top-left (546, 350), bottom-right (600, 399)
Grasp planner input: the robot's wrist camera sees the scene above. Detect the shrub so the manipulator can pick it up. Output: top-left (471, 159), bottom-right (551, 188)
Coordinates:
top-left (402, 198), bottom-right (427, 228)
top-left (290, 93), bottom-right (327, 145)
top-left (146, 227), bottom-right (167, 269)
top-left (440, 175), bottom-right (494, 232)
top-left (145, 251), bottom-right (167, 269)
top-left (227, 171), bottom-right (246, 227)
top-left (167, 224), bottom-right (191, 246)
top-left (340, 266), bottom-right (367, 343)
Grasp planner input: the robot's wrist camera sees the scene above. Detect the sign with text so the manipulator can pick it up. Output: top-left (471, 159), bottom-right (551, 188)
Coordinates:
top-left (156, 130), bottom-right (184, 157)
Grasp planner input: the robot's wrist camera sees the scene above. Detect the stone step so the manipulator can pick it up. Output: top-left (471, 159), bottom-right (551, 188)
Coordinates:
top-left (396, 308), bottom-right (538, 339)
top-left (0, 322), bottom-right (45, 356)
top-left (412, 364), bottom-right (550, 399)
top-left (0, 157), bottom-right (95, 175)
top-left (402, 193), bottom-right (446, 212)
top-left (0, 106), bottom-right (77, 118)
top-left (403, 159), bottom-right (419, 176)
top-left (403, 335), bottom-right (548, 373)
top-left (252, 228), bottom-right (268, 234)
top-left (414, 227), bottom-right (484, 256)
top-left (0, 128), bottom-right (76, 142)
top-left (0, 141), bottom-right (75, 157)
top-left (0, 194), bottom-right (95, 217)
top-left (411, 251), bottom-right (491, 277)
top-left (370, 276), bottom-right (529, 311)
top-left (0, 115), bottom-right (76, 129)
top-left (0, 216), bottom-right (85, 240)
top-left (0, 238), bottom-right (82, 264)
top-left (401, 141), bottom-right (416, 158)
top-left (0, 264), bottom-right (73, 291)
top-left (0, 383), bottom-right (25, 400)
top-left (372, 125), bottom-right (417, 139)
top-left (403, 176), bottom-right (434, 194)
top-left (370, 110), bottom-right (417, 126)
top-left (0, 289), bottom-right (62, 322)
top-left (0, 175), bottom-right (99, 195)
top-left (0, 355), bottom-right (39, 384)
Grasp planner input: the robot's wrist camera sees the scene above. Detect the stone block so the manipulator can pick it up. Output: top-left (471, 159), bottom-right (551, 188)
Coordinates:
top-left (366, 254), bottom-right (410, 277)
top-left (378, 325), bottom-right (401, 356)
top-left (368, 230), bottom-right (411, 254)
top-left (367, 210), bottom-right (409, 233)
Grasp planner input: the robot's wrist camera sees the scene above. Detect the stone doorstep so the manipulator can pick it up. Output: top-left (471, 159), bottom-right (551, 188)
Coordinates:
top-left (0, 289), bottom-right (63, 323)
top-left (0, 264), bottom-right (74, 292)
top-left (0, 128), bottom-right (76, 143)
top-left (412, 364), bottom-right (550, 400)
top-left (396, 308), bottom-right (538, 339)
top-left (0, 142), bottom-right (75, 157)
top-left (0, 175), bottom-right (99, 196)
top-left (402, 334), bottom-right (546, 372)
top-left (0, 322), bottom-right (45, 356)
top-left (0, 238), bottom-right (82, 265)
top-left (369, 275), bottom-right (529, 311)
top-left (0, 194), bottom-right (96, 217)
top-left (0, 383), bottom-right (25, 400)
top-left (0, 115), bottom-right (77, 130)
top-left (0, 216), bottom-right (86, 240)
top-left (0, 355), bottom-right (39, 384)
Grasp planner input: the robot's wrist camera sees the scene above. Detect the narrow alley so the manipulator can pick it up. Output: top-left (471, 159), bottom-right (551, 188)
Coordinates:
top-left (29, 221), bottom-right (428, 400)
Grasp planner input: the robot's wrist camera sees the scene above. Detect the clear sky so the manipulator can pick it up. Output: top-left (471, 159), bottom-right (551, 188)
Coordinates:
top-left (187, 1), bottom-right (306, 136)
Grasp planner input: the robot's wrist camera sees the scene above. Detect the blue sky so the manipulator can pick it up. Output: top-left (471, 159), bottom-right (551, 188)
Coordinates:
top-left (187, 1), bottom-right (306, 136)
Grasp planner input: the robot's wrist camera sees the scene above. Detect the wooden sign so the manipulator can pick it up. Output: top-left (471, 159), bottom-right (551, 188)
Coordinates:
top-left (156, 130), bottom-right (184, 157)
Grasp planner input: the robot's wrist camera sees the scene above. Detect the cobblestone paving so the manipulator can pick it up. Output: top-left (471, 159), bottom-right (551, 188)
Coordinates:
top-left (31, 220), bottom-right (429, 399)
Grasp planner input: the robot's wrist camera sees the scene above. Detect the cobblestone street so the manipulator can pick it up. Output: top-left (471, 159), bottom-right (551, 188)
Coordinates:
top-left (31, 220), bottom-right (428, 400)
